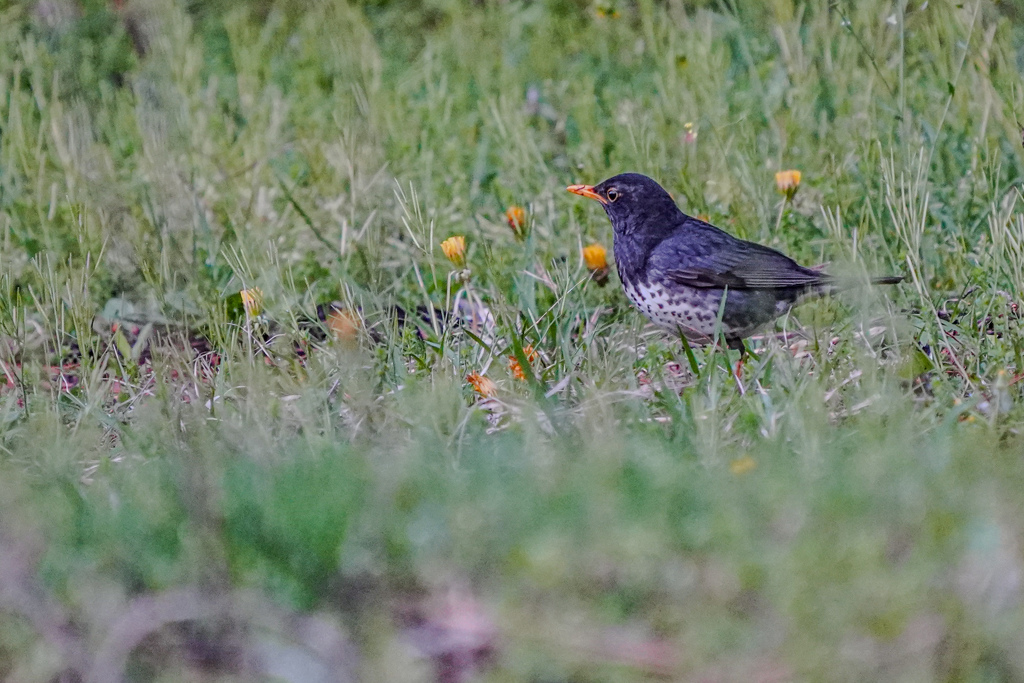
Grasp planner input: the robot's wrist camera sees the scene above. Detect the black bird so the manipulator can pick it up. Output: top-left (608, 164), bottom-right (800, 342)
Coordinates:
top-left (568, 173), bottom-right (902, 350)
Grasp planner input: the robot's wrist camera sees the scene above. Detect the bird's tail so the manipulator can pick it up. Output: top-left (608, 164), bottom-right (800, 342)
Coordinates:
top-left (808, 263), bottom-right (903, 287)
top-left (870, 275), bottom-right (904, 285)
top-left (814, 273), bottom-right (904, 296)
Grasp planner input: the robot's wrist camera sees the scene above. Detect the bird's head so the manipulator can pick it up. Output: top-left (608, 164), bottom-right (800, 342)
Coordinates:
top-left (567, 173), bottom-right (679, 237)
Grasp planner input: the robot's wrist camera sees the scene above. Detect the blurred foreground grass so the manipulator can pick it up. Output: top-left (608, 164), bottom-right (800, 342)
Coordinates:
top-left (3, 0), bottom-right (1024, 680)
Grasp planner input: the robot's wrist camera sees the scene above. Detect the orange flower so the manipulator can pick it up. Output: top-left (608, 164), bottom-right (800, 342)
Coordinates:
top-left (582, 243), bottom-right (610, 286)
top-left (240, 288), bottom-right (263, 317)
top-left (505, 205), bottom-right (528, 240)
top-left (774, 170), bottom-right (801, 200)
top-left (466, 372), bottom-right (498, 398)
top-left (508, 345), bottom-right (538, 381)
top-left (582, 243), bottom-right (607, 271)
top-left (440, 235), bottom-right (466, 268)
top-left (326, 306), bottom-right (360, 343)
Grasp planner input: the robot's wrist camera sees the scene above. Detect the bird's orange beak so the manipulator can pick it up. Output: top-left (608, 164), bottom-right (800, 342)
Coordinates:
top-left (567, 184), bottom-right (607, 205)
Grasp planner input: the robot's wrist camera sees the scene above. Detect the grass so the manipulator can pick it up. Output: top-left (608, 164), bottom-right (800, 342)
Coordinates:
top-left (1, 0), bottom-right (1024, 680)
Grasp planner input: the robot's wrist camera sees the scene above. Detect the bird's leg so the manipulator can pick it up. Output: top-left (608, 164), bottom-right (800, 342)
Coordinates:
top-left (727, 338), bottom-right (748, 382)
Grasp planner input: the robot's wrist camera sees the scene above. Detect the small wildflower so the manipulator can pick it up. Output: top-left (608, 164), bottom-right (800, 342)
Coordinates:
top-left (595, 3), bottom-right (620, 18)
top-left (775, 170), bottom-right (802, 200)
top-left (582, 243), bottom-right (607, 271)
top-left (467, 372), bottom-right (498, 398)
top-left (506, 205), bottom-right (528, 240)
top-left (509, 345), bottom-right (538, 381)
top-left (240, 288), bottom-right (263, 317)
top-left (683, 121), bottom-right (697, 144)
top-left (582, 242), bottom-right (610, 286)
top-left (326, 306), bottom-right (360, 344)
top-left (509, 360), bottom-right (526, 380)
top-left (441, 235), bottom-right (467, 268)
top-left (729, 455), bottom-right (757, 475)
top-left (696, 213), bottom-right (711, 223)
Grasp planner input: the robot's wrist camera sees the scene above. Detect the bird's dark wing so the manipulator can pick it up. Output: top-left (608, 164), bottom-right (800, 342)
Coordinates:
top-left (647, 220), bottom-right (826, 290)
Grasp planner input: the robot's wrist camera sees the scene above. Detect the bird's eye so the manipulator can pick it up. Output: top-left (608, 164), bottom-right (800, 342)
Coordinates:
top-left (606, 188), bottom-right (620, 202)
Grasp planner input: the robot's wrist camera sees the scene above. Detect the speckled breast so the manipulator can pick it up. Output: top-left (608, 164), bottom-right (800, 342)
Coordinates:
top-left (622, 281), bottom-right (724, 342)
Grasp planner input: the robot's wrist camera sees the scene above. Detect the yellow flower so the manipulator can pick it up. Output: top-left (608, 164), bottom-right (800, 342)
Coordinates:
top-left (582, 243), bottom-right (608, 271)
top-left (582, 242), bottom-right (610, 286)
top-left (595, 3), bottom-right (620, 18)
top-left (240, 288), bottom-right (263, 317)
top-left (775, 170), bottom-right (802, 200)
top-left (506, 205), bottom-right (528, 240)
top-left (466, 372), bottom-right (498, 398)
top-left (729, 455), bottom-right (757, 475)
top-left (509, 345), bottom-right (538, 381)
top-left (441, 235), bottom-right (467, 268)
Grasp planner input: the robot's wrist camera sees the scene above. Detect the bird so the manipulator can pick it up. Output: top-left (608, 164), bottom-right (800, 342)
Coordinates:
top-left (568, 173), bottom-right (902, 352)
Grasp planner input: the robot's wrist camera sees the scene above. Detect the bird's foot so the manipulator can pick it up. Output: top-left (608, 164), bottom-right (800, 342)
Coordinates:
top-left (727, 339), bottom-right (749, 393)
